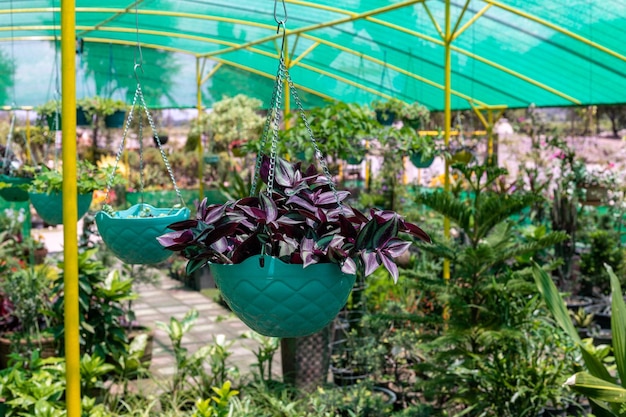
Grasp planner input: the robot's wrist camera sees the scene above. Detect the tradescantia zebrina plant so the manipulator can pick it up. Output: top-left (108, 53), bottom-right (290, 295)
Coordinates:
top-left (157, 155), bottom-right (430, 282)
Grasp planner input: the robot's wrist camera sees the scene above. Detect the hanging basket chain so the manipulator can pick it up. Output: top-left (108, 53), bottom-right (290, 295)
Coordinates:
top-left (138, 102), bottom-right (145, 203)
top-left (103, 87), bottom-right (141, 205)
top-left (136, 86), bottom-right (185, 207)
top-left (250, 35), bottom-right (285, 197)
top-left (251, 7), bottom-right (343, 209)
top-left (284, 65), bottom-right (343, 210)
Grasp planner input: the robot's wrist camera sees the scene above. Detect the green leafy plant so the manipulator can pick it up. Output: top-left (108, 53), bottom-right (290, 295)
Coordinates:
top-left (26, 160), bottom-right (121, 194)
top-left (52, 248), bottom-right (137, 365)
top-left (156, 309), bottom-right (240, 410)
top-left (532, 262), bottom-right (626, 416)
top-left (158, 155), bottom-right (430, 281)
top-left (410, 162), bottom-right (574, 415)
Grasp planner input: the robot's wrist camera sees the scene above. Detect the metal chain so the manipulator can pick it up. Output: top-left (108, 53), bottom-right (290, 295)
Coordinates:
top-left (284, 62), bottom-right (344, 210)
top-left (136, 85), bottom-right (185, 207)
top-left (266, 62), bottom-right (285, 196)
top-left (250, 34), bottom-right (285, 197)
top-left (138, 103), bottom-right (145, 203)
top-left (103, 87), bottom-right (140, 204)
top-left (250, 73), bottom-right (281, 196)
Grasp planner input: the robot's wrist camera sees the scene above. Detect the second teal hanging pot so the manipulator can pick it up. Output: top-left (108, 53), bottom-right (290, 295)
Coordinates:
top-left (211, 255), bottom-right (356, 338)
top-left (95, 203), bottom-right (190, 265)
top-left (30, 191), bottom-right (93, 225)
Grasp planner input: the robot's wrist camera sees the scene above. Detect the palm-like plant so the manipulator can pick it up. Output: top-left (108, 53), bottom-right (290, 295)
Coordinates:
top-left (413, 163), bottom-right (572, 415)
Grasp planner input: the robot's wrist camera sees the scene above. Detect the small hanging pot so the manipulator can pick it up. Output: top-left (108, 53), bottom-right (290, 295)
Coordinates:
top-left (29, 191), bottom-right (93, 225)
top-left (211, 255), bottom-right (356, 338)
top-left (96, 204), bottom-right (190, 265)
top-left (0, 175), bottom-right (32, 202)
top-left (409, 151), bottom-right (434, 168)
top-left (104, 110), bottom-right (126, 129)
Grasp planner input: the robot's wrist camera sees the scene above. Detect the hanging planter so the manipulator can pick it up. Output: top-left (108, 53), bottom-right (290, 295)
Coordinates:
top-left (374, 109), bottom-right (396, 126)
top-left (30, 191), bottom-right (93, 226)
top-left (211, 255), bottom-right (356, 337)
top-left (446, 148), bottom-right (473, 165)
top-left (96, 79), bottom-right (189, 265)
top-left (96, 204), bottom-right (190, 265)
top-left (158, 27), bottom-right (431, 339)
top-left (45, 112), bottom-right (62, 131)
top-left (104, 110), bottom-right (126, 128)
top-left (76, 107), bottom-right (91, 126)
top-left (409, 151), bottom-right (435, 168)
top-left (0, 175), bottom-right (32, 202)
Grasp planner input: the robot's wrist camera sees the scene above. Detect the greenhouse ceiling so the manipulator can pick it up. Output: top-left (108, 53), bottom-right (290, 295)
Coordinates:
top-left (0, 0), bottom-right (624, 111)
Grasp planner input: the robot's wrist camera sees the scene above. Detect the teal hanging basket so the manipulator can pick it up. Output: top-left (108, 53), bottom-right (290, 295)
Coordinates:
top-left (409, 152), bottom-right (434, 168)
top-left (211, 255), bottom-right (356, 338)
top-left (104, 110), bottom-right (126, 129)
top-left (0, 175), bottom-right (32, 202)
top-left (29, 191), bottom-right (93, 225)
top-left (95, 204), bottom-right (190, 265)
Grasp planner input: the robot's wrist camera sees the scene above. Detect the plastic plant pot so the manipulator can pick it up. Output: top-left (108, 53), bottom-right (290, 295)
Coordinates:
top-left (104, 110), bottom-right (126, 128)
top-left (0, 175), bottom-right (32, 202)
top-left (29, 191), bottom-right (93, 225)
top-left (409, 152), bottom-right (434, 168)
top-left (211, 255), bottom-right (356, 338)
top-left (95, 203), bottom-right (190, 265)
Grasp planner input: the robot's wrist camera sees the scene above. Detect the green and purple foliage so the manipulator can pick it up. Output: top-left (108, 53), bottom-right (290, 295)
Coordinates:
top-left (158, 156), bottom-right (430, 282)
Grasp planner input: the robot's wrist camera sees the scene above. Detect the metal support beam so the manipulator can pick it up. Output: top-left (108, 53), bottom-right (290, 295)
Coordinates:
top-left (61, 0), bottom-right (81, 415)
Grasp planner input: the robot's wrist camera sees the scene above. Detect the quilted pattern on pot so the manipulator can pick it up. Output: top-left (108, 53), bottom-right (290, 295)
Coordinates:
top-left (211, 255), bottom-right (356, 338)
top-left (30, 192), bottom-right (93, 225)
top-left (96, 203), bottom-right (189, 265)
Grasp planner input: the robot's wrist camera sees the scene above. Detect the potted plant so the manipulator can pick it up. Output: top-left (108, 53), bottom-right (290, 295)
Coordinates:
top-left (96, 202), bottom-right (190, 265)
top-left (157, 155), bottom-right (430, 338)
top-left (400, 101), bottom-right (430, 129)
top-left (0, 143), bottom-right (37, 202)
top-left (27, 160), bottom-right (117, 226)
top-left (36, 99), bottom-right (92, 130)
top-left (51, 248), bottom-right (153, 373)
top-left (82, 97), bottom-right (127, 129)
top-left (371, 98), bottom-right (405, 126)
top-left (401, 131), bottom-right (439, 168)
top-left (0, 264), bottom-right (59, 368)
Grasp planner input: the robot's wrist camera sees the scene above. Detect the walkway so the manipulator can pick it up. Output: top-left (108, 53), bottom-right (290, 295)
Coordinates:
top-left (38, 222), bottom-right (282, 380)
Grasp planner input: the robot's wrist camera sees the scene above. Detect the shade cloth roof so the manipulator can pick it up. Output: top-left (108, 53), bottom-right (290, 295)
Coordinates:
top-left (0, 0), bottom-right (624, 110)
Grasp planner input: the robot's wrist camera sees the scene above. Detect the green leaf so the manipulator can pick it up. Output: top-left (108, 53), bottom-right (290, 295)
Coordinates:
top-left (565, 372), bottom-right (626, 403)
top-left (532, 261), bottom-right (614, 382)
top-left (608, 265), bottom-right (626, 387)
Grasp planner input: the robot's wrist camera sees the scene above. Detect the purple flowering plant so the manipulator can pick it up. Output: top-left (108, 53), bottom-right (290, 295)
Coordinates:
top-left (157, 156), bottom-right (430, 282)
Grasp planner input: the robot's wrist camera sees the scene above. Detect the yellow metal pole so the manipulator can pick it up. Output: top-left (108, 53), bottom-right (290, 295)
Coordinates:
top-left (61, 0), bottom-right (81, 416)
top-left (443, 0), bottom-right (451, 284)
top-left (196, 57), bottom-right (204, 200)
top-left (487, 109), bottom-right (494, 164)
top-left (25, 108), bottom-right (31, 162)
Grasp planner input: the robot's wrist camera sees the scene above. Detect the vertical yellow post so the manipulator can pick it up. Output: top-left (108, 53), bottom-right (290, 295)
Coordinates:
top-left (196, 57), bottom-right (204, 200)
top-left (61, 1), bottom-right (81, 416)
top-left (487, 109), bottom-right (494, 165)
top-left (443, 0), bottom-right (451, 283)
top-left (25, 108), bottom-right (32, 162)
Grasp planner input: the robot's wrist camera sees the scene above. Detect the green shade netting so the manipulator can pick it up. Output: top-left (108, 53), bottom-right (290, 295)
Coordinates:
top-left (0, 0), bottom-right (623, 110)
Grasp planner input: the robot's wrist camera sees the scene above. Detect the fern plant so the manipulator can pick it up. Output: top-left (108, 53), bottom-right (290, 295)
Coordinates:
top-left (412, 163), bottom-right (575, 416)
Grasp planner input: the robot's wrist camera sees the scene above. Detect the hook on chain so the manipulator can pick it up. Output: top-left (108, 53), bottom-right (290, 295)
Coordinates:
top-left (274, 0), bottom-right (287, 27)
top-left (133, 63), bottom-right (144, 84)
